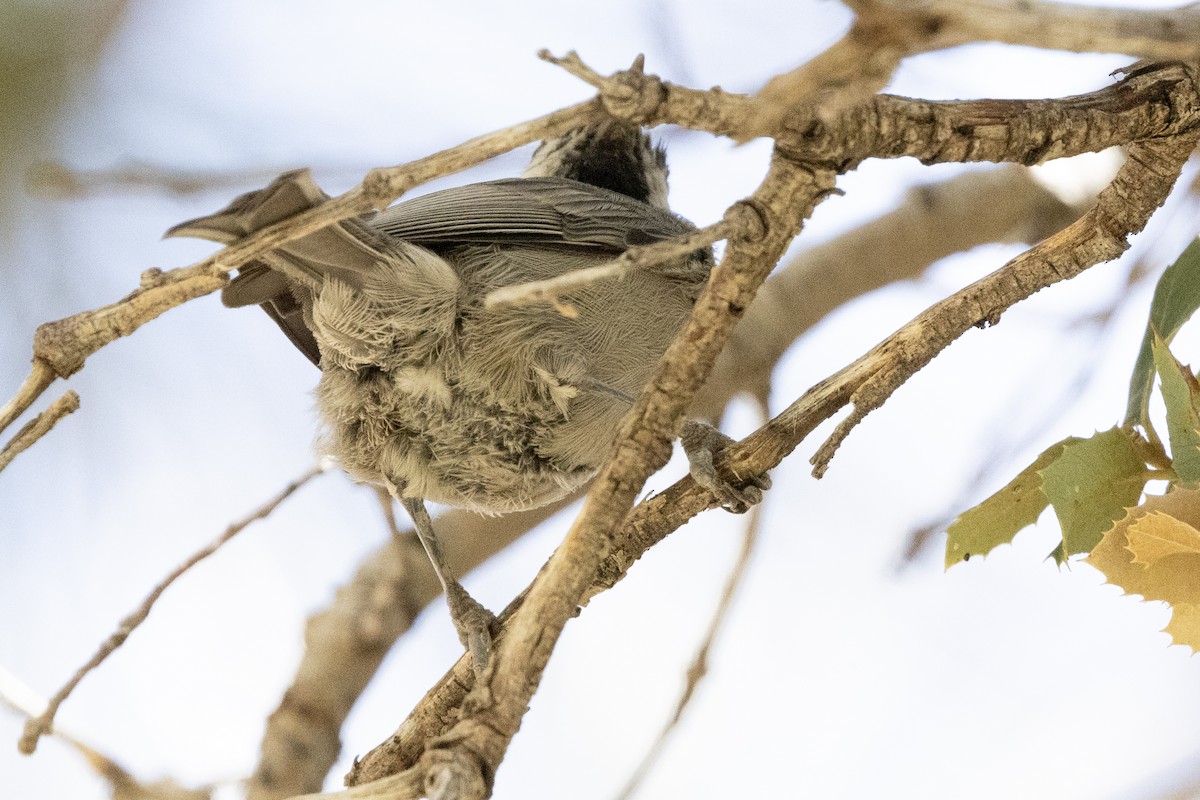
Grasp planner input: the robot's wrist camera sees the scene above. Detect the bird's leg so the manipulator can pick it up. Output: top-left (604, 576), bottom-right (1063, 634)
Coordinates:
top-left (680, 419), bottom-right (771, 514)
top-left (384, 481), bottom-right (495, 676)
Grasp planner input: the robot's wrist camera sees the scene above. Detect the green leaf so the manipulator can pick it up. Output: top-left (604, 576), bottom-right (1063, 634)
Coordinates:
top-left (1039, 427), bottom-right (1148, 556)
top-left (1152, 333), bottom-right (1200, 482)
top-left (1125, 239), bottom-right (1200, 430)
top-left (945, 440), bottom-right (1068, 568)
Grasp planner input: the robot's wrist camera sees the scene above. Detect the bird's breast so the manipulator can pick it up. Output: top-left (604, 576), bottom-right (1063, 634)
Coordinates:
top-left (315, 360), bottom-right (593, 514)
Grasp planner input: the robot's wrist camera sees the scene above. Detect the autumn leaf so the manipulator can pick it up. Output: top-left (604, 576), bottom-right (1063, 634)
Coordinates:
top-left (1086, 486), bottom-right (1200, 652)
top-left (1164, 603), bottom-right (1200, 651)
top-left (1038, 427), bottom-right (1147, 557)
top-left (1126, 510), bottom-right (1200, 565)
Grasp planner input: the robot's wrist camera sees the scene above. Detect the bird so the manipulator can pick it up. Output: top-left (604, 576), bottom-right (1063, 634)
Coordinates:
top-left (168, 115), bottom-right (767, 672)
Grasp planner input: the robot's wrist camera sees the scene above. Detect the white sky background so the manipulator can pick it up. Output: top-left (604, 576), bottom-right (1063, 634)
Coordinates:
top-left (3, 1), bottom-right (1200, 798)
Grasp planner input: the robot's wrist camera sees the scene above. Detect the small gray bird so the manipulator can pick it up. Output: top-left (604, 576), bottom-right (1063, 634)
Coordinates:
top-left (169, 118), bottom-right (766, 670)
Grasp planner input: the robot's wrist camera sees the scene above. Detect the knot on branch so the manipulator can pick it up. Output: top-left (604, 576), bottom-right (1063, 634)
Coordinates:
top-left (541, 50), bottom-right (666, 126)
top-left (32, 321), bottom-right (88, 378)
top-left (139, 268), bottom-right (166, 289)
top-left (419, 727), bottom-right (496, 800)
top-left (773, 106), bottom-right (865, 173)
top-left (601, 55), bottom-right (667, 125)
top-left (724, 200), bottom-right (769, 244)
top-left (362, 168), bottom-right (412, 211)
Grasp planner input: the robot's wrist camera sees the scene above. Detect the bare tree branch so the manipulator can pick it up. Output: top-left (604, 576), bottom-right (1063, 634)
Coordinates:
top-left (24, 160), bottom-right (290, 199)
top-left (483, 209), bottom-right (752, 311)
top-left (801, 132), bottom-right (1198, 477)
top-left (1, 667), bottom-right (214, 800)
top-left (773, 62), bottom-right (1200, 167)
top-left (0, 359), bottom-right (55, 433)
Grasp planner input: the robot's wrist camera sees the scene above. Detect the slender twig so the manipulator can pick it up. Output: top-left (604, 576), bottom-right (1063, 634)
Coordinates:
top-left (18, 463), bottom-right (329, 755)
top-left (374, 485), bottom-right (404, 539)
top-left (484, 210), bottom-right (750, 310)
top-left (5, 267), bottom-right (228, 435)
top-left (0, 390), bottom-right (79, 474)
top-left (25, 159), bottom-right (293, 199)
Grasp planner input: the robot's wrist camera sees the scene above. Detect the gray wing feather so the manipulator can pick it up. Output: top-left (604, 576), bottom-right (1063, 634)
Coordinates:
top-left (369, 177), bottom-right (694, 250)
top-left (177, 173), bottom-right (703, 369)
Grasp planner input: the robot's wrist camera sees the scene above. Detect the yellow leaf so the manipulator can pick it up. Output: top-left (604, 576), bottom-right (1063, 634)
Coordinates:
top-left (1164, 603), bottom-right (1200, 653)
top-left (1085, 486), bottom-right (1200, 606)
top-left (1125, 511), bottom-right (1200, 566)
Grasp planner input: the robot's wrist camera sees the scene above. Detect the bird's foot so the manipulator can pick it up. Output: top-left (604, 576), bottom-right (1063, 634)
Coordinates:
top-left (681, 419), bottom-right (771, 514)
top-left (445, 581), bottom-right (496, 677)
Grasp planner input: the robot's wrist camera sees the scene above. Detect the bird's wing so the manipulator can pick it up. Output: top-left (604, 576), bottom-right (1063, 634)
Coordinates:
top-left (369, 177), bottom-right (695, 251)
top-left (169, 174), bottom-right (705, 369)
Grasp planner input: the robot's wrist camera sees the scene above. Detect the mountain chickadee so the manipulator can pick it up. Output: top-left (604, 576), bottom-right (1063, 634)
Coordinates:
top-left (169, 117), bottom-right (768, 671)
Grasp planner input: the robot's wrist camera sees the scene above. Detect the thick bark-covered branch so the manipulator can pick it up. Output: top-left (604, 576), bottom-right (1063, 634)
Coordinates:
top-left (749, 0), bottom-right (1200, 138)
top-left (776, 62), bottom-right (1200, 169)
